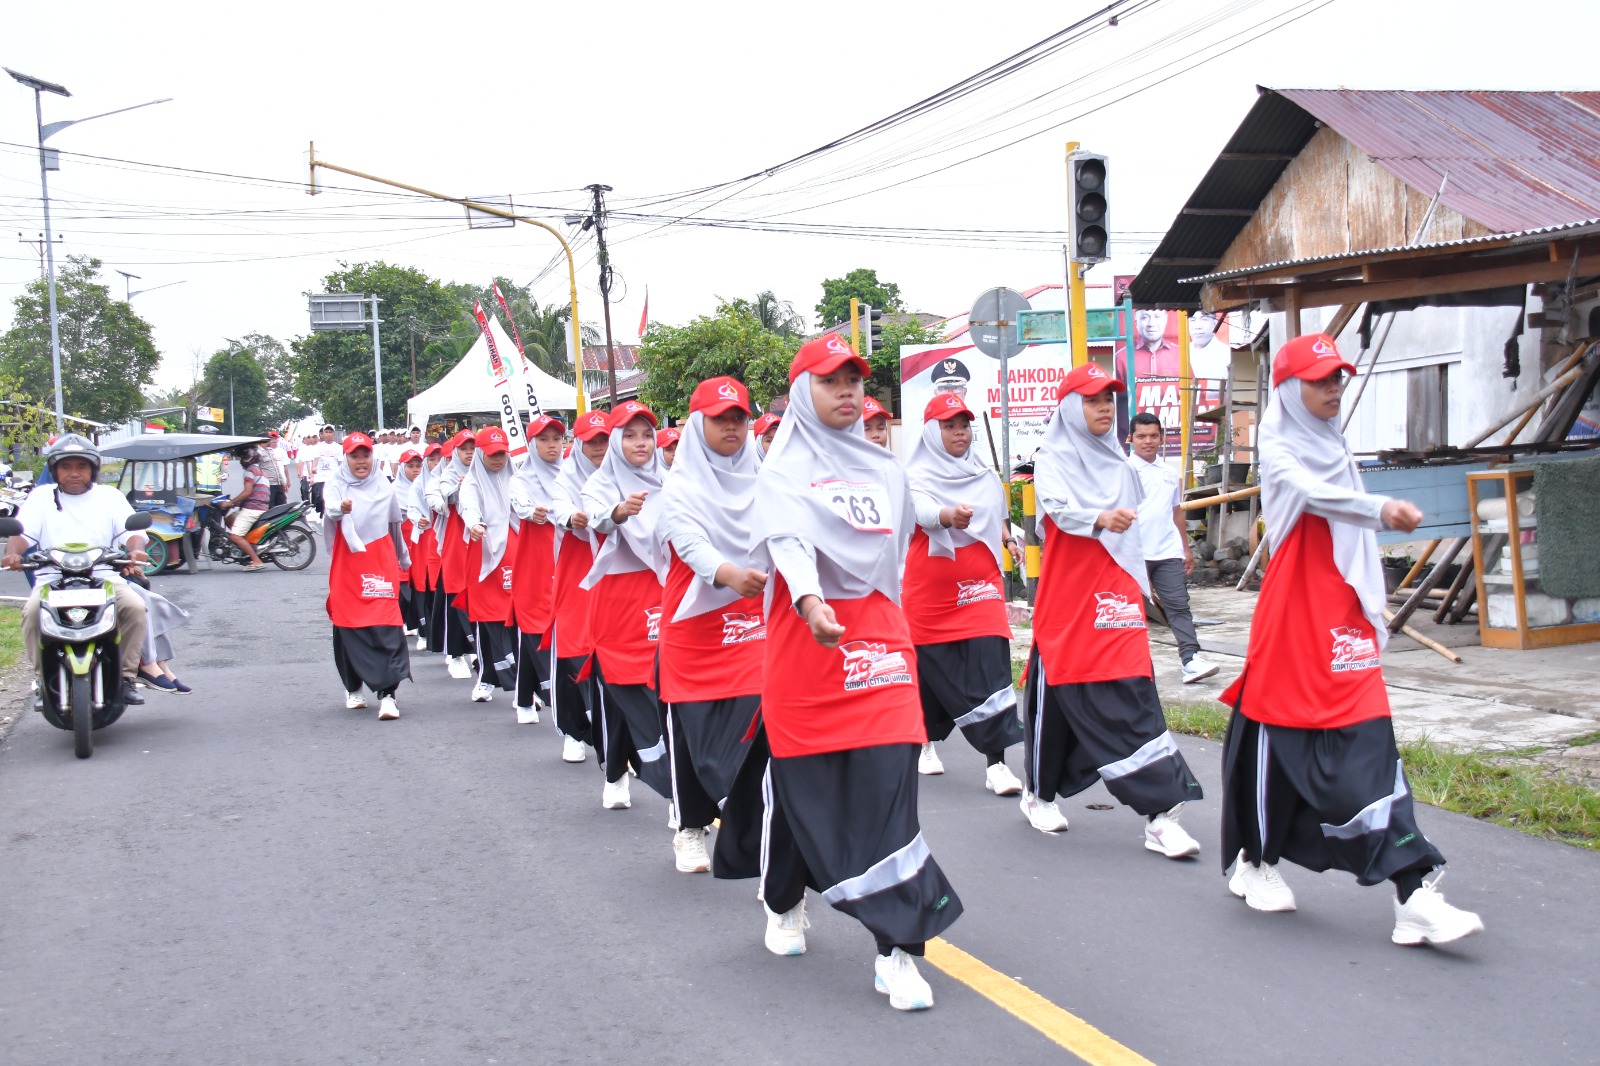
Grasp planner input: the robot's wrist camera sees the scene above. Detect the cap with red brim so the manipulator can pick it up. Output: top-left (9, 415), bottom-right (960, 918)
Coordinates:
top-left (862, 396), bottom-right (888, 422)
top-left (573, 411), bottom-right (610, 441)
top-left (690, 375), bottom-right (751, 417)
top-left (606, 400), bottom-right (658, 432)
top-left (475, 426), bottom-right (510, 455)
top-left (924, 393), bottom-right (974, 421)
top-left (1054, 361), bottom-right (1125, 401)
top-left (342, 431), bottom-right (375, 454)
top-left (751, 412), bottom-right (781, 436)
top-left (789, 334), bottom-right (869, 384)
top-left (529, 414), bottom-right (567, 437)
top-left (656, 428), bottom-right (681, 447)
top-left (1272, 333), bottom-right (1357, 387)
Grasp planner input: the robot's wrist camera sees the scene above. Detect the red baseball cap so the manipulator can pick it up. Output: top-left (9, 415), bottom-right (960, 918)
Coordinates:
top-left (342, 431), bottom-right (375, 454)
top-left (788, 334), bottom-right (869, 384)
top-left (656, 428), bottom-right (681, 448)
top-left (267, 430), bottom-right (279, 438)
top-left (529, 413), bottom-right (567, 437)
top-left (398, 448), bottom-right (421, 464)
top-left (862, 396), bottom-right (888, 422)
top-left (606, 400), bottom-right (658, 432)
top-left (924, 393), bottom-right (974, 422)
top-left (752, 412), bottom-right (781, 436)
top-left (574, 411), bottom-right (610, 441)
top-left (690, 375), bottom-right (751, 417)
top-left (422, 442), bottom-right (442, 458)
top-left (1055, 362), bottom-right (1125, 401)
top-left (450, 428), bottom-right (476, 448)
top-left (1272, 333), bottom-right (1357, 387)
top-left (475, 426), bottom-right (510, 455)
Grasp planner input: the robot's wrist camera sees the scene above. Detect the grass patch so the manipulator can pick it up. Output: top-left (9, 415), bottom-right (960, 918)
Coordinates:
top-left (1565, 730), bottom-right (1600, 748)
top-left (1400, 740), bottom-right (1600, 850)
top-left (1164, 701), bottom-right (1231, 740)
top-left (1011, 659), bottom-right (1025, 688)
top-left (0, 606), bottom-right (20, 668)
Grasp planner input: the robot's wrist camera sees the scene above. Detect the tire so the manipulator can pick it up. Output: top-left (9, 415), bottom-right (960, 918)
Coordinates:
top-left (70, 671), bottom-right (92, 759)
top-left (268, 527), bottom-right (316, 571)
top-left (142, 536), bottom-right (168, 577)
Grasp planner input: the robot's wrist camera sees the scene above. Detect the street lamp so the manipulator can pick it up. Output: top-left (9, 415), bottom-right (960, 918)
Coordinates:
top-left (4, 67), bottom-right (170, 432)
top-left (115, 270), bottom-right (186, 302)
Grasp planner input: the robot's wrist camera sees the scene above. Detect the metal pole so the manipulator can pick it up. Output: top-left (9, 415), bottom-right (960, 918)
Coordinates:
top-left (228, 367), bottom-right (235, 434)
top-left (589, 184), bottom-right (618, 406)
top-left (1000, 344), bottom-right (1011, 477)
top-left (370, 294), bottom-right (384, 430)
top-left (1065, 142), bottom-right (1090, 371)
top-left (33, 89), bottom-right (64, 433)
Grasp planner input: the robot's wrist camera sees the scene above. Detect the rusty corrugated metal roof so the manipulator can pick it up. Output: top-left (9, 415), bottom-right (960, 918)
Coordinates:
top-left (1278, 89), bottom-right (1600, 233)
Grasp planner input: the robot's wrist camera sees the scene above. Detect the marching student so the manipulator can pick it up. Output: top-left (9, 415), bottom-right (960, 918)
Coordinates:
top-left (323, 431), bottom-right (411, 721)
top-left (547, 410), bottom-right (611, 764)
top-left (1021, 362), bottom-right (1204, 859)
top-left (1218, 333), bottom-right (1481, 945)
top-left (459, 426), bottom-right (520, 704)
top-left (747, 335), bottom-right (961, 1012)
top-left (655, 376), bottom-right (766, 875)
top-left (903, 393), bottom-right (1024, 793)
top-left (862, 395), bottom-right (891, 448)
top-left (1126, 412), bottom-right (1218, 683)
top-left (393, 448), bottom-right (424, 638)
top-left (426, 430), bottom-right (477, 678)
top-left (581, 400), bottom-right (671, 811)
top-left (751, 411), bottom-right (781, 461)
top-left (406, 443), bottom-right (445, 652)
top-left (657, 427), bottom-right (681, 468)
top-left (508, 414), bottom-right (565, 725)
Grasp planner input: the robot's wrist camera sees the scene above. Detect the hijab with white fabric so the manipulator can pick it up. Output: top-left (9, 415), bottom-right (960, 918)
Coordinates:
top-left (749, 369), bottom-right (911, 604)
top-left (406, 453), bottom-right (434, 541)
top-left (1260, 372), bottom-right (1389, 649)
top-left (552, 446), bottom-right (601, 562)
top-left (323, 446), bottom-right (402, 554)
top-left (509, 428), bottom-right (564, 521)
top-left (428, 445), bottom-right (470, 541)
top-left (657, 410), bottom-right (761, 620)
top-left (1033, 389), bottom-right (1148, 596)
top-left (905, 414), bottom-right (1005, 568)
top-left (580, 414), bottom-right (668, 587)
top-left (460, 446), bottom-right (516, 580)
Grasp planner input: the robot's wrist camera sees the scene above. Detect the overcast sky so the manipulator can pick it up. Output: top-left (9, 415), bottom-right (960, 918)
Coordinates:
top-left (3, 0), bottom-right (1592, 394)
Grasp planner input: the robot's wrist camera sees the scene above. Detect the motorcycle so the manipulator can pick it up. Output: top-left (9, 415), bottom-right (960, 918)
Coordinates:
top-left (0, 510), bottom-right (153, 759)
top-left (198, 499), bottom-right (317, 571)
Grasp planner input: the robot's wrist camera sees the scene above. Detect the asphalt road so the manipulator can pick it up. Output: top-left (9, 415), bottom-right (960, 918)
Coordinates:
top-left (0, 539), bottom-right (1596, 1066)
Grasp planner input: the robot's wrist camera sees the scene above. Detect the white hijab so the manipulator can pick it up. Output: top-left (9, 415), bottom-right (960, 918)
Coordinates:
top-left (906, 416), bottom-right (1005, 568)
top-left (657, 410), bottom-right (762, 621)
top-left (552, 444), bottom-right (602, 562)
top-left (324, 453), bottom-right (401, 554)
top-left (749, 370), bottom-right (911, 604)
top-left (580, 419), bottom-right (668, 588)
top-left (430, 447), bottom-right (470, 541)
top-left (406, 454), bottom-right (435, 541)
top-left (461, 449), bottom-right (516, 580)
top-left (1033, 391), bottom-right (1149, 596)
top-left (1260, 381), bottom-right (1388, 648)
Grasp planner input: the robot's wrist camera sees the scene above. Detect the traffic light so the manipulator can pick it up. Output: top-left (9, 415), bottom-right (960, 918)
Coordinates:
top-left (862, 304), bottom-right (884, 358)
top-left (1069, 152), bottom-right (1109, 263)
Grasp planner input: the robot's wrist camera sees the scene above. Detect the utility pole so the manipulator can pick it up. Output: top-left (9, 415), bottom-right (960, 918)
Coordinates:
top-left (587, 183), bottom-right (619, 407)
top-left (17, 232), bottom-right (60, 278)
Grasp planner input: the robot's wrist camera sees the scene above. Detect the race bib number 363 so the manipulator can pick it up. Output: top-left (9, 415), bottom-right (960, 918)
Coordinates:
top-left (812, 480), bottom-right (891, 534)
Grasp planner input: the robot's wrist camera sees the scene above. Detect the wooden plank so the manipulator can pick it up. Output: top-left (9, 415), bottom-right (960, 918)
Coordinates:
top-left (1289, 128), bottom-right (1351, 261)
top-left (1347, 141), bottom-right (1410, 251)
top-left (1387, 536), bottom-right (1467, 632)
top-left (1297, 253), bottom-right (1600, 308)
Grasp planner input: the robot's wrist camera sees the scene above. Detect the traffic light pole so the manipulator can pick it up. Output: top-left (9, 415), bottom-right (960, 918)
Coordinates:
top-left (849, 297), bottom-right (861, 355)
top-left (1066, 141), bottom-right (1091, 368)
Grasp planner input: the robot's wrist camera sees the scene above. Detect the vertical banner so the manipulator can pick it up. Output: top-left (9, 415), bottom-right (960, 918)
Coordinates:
top-left (492, 282), bottom-right (544, 422)
top-left (472, 301), bottom-right (529, 462)
top-left (1111, 275), bottom-right (1227, 459)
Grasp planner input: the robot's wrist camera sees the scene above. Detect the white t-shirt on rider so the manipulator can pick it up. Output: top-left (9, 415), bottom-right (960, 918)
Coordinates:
top-left (16, 483), bottom-right (138, 583)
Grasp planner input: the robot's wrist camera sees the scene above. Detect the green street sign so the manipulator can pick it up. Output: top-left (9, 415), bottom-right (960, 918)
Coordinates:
top-left (1085, 308), bottom-right (1123, 342)
top-left (1016, 309), bottom-right (1067, 344)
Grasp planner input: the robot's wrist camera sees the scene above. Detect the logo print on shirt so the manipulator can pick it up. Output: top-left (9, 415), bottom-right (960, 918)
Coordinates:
top-left (1092, 592), bottom-right (1145, 629)
top-left (645, 606), bottom-right (662, 642)
top-left (955, 579), bottom-right (1002, 607)
top-left (720, 612), bottom-right (766, 645)
top-left (839, 640), bottom-right (913, 692)
top-left (359, 574), bottom-right (396, 599)
top-left (501, 565), bottom-right (514, 591)
top-left (1329, 626), bottom-right (1380, 672)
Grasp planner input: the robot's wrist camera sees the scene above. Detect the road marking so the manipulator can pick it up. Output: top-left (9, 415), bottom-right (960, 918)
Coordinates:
top-left (924, 938), bottom-right (1157, 1065)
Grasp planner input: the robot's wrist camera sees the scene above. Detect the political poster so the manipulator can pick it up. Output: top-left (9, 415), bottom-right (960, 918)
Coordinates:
top-left (1111, 274), bottom-right (1230, 458)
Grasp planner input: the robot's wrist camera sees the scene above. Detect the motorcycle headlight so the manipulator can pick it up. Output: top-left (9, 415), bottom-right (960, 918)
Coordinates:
top-left (51, 548), bottom-right (103, 571)
top-left (64, 607), bottom-right (90, 625)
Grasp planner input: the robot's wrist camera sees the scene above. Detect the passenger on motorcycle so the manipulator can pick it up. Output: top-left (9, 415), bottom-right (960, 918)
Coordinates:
top-left (222, 445), bottom-right (270, 572)
top-left (3, 435), bottom-right (150, 707)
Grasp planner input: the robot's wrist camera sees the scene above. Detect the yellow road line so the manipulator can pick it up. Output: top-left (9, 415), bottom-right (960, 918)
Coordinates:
top-left (924, 938), bottom-right (1157, 1066)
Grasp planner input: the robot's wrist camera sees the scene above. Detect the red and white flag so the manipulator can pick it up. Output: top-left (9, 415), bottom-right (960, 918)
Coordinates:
top-left (472, 301), bottom-right (528, 461)
top-left (638, 287), bottom-right (649, 338)
top-left (492, 281), bottom-right (528, 359)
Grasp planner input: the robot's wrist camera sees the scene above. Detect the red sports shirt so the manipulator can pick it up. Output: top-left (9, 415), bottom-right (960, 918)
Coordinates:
top-left (901, 529), bottom-right (1011, 646)
top-left (658, 551), bottom-right (764, 703)
top-left (1031, 521), bottom-right (1152, 684)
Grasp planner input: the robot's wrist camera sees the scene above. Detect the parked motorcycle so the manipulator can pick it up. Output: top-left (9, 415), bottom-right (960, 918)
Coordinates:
top-left (199, 500), bottom-right (317, 571)
top-left (0, 511), bottom-right (153, 758)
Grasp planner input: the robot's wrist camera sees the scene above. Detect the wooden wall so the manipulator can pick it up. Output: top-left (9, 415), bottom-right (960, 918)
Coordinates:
top-left (1213, 127), bottom-right (1497, 274)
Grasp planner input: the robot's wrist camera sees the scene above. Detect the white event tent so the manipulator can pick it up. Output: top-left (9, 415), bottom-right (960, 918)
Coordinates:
top-left (407, 316), bottom-right (579, 429)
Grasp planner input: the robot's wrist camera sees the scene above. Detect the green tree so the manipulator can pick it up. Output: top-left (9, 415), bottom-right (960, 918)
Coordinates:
top-left (243, 332), bottom-right (312, 428)
top-left (0, 373), bottom-right (61, 462)
top-left (199, 347), bottom-right (270, 434)
top-left (814, 268), bottom-right (905, 330)
top-left (291, 262), bottom-right (463, 428)
top-left (0, 255), bottom-right (162, 425)
top-left (868, 317), bottom-right (944, 395)
top-left (637, 301), bottom-right (799, 418)
top-left (727, 291), bottom-right (806, 339)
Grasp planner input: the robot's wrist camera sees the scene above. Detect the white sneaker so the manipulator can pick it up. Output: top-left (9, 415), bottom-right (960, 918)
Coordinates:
top-left (1144, 803), bottom-right (1202, 858)
top-left (918, 742), bottom-right (945, 775)
top-left (470, 682), bottom-right (493, 703)
top-left (415, 635), bottom-right (428, 651)
top-left (1392, 873), bottom-right (1483, 946)
top-left (1181, 655), bottom-right (1220, 684)
top-left (602, 776), bottom-right (631, 810)
top-left (561, 735), bottom-right (587, 763)
top-left (515, 704), bottom-right (540, 725)
top-left (403, 628), bottom-right (417, 637)
top-left (1019, 791), bottom-right (1070, 833)
top-left (984, 762), bottom-right (1024, 796)
top-left (1228, 850), bottom-right (1297, 912)
top-left (873, 948), bottom-right (934, 1011)
top-left (377, 696), bottom-right (400, 720)
top-left (673, 827), bottom-right (712, 873)
top-left (344, 691), bottom-right (367, 710)
top-left (763, 900), bottom-right (809, 956)
top-left (446, 656), bottom-right (472, 679)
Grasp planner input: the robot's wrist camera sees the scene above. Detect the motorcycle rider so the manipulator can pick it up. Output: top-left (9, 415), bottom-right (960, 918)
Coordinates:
top-left (220, 445), bottom-right (270, 572)
top-left (3, 434), bottom-right (150, 707)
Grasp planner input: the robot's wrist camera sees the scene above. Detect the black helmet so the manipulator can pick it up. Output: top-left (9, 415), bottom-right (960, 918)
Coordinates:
top-left (45, 433), bottom-right (101, 477)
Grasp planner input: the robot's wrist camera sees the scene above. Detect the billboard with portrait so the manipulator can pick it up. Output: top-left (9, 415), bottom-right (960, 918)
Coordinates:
top-left (1111, 275), bottom-right (1230, 458)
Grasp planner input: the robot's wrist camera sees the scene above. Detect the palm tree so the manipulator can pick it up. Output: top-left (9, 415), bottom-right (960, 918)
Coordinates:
top-left (728, 291), bottom-right (805, 339)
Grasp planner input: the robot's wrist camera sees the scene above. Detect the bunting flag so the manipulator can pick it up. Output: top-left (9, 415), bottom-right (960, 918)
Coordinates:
top-left (492, 281), bottom-right (528, 358)
top-left (489, 280), bottom-right (544, 429)
top-left (472, 301), bottom-right (529, 461)
top-left (638, 287), bottom-right (649, 337)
